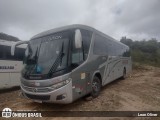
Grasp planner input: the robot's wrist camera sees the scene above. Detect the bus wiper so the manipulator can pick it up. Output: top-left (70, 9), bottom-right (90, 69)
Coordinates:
top-left (48, 42), bottom-right (64, 77)
top-left (27, 47), bottom-right (38, 64)
top-left (25, 46), bottom-right (39, 76)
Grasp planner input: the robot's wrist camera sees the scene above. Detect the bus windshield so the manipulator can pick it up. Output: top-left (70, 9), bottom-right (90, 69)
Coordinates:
top-left (24, 31), bottom-right (70, 75)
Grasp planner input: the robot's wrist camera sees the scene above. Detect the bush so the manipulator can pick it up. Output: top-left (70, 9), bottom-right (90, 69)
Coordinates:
top-left (120, 37), bottom-right (160, 67)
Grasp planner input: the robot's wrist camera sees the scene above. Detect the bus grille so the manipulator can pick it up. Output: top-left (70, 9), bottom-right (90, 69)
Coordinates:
top-left (22, 85), bottom-right (51, 93)
top-left (25, 93), bottom-right (50, 100)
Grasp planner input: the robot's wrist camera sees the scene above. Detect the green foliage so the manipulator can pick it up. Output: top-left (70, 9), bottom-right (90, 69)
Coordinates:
top-left (120, 37), bottom-right (160, 67)
top-left (0, 32), bottom-right (20, 42)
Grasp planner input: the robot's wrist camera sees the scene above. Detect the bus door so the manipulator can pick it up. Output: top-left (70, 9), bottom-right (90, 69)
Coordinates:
top-left (71, 49), bottom-right (88, 100)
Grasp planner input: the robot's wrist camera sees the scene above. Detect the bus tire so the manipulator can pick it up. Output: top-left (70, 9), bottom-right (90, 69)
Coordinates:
top-left (91, 76), bottom-right (101, 98)
top-left (122, 68), bottom-right (126, 80)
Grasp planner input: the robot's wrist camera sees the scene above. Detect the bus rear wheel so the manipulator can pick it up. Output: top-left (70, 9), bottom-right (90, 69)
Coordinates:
top-left (122, 68), bottom-right (126, 80)
top-left (91, 76), bottom-right (101, 98)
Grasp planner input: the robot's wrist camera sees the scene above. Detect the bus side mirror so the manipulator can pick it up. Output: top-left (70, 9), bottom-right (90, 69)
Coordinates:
top-left (11, 43), bottom-right (16, 56)
top-left (75, 29), bottom-right (82, 49)
top-left (11, 41), bottom-right (28, 56)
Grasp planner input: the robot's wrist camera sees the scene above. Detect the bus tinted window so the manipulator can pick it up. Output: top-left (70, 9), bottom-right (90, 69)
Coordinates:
top-left (72, 37), bottom-right (84, 64)
top-left (0, 45), bottom-right (25, 61)
top-left (0, 45), bottom-right (3, 59)
top-left (93, 34), bottom-right (131, 57)
top-left (94, 35), bottom-right (104, 55)
top-left (3, 46), bottom-right (14, 60)
top-left (15, 47), bottom-right (25, 60)
top-left (81, 29), bottom-right (92, 60)
top-left (108, 41), bottom-right (115, 56)
top-left (123, 48), bottom-right (130, 57)
top-left (72, 29), bottom-right (92, 64)
top-left (94, 34), bottom-right (110, 55)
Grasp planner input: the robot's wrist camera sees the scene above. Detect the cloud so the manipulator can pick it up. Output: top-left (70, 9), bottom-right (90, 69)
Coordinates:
top-left (113, 0), bottom-right (160, 40)
top-left (0, 0), bottom-right (159, 41)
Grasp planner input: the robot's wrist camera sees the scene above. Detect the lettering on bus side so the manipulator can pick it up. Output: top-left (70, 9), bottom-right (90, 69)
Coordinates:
top-left (0, 66), bottom-right (14, 69)
top-left (42, 36), bottom-right (62, 43)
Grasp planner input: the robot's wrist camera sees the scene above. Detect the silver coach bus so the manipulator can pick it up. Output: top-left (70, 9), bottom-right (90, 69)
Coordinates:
top-left (11, 24), bottom-right (132, 104)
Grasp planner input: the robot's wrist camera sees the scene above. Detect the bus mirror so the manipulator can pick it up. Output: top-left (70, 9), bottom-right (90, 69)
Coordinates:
top-left (11, 44), bottom-right (16, 56)
top-left (25, 47), bottom-right (29, 57)
top-left (11, 41), bottom-right (28, 56)
top-left (75, 29), bottom-right (82, 49)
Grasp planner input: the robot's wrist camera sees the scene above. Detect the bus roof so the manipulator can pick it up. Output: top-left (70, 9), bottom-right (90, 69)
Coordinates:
top-left (31, 24), bottom-right (94, 39)
top-left (31, 24), bottom-right (128, 48)
top-left (0, 39), bottom-right (27, 48)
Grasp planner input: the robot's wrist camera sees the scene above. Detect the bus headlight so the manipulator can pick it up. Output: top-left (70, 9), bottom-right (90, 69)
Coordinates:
top-left (50, 78), bottom-right (71, 90)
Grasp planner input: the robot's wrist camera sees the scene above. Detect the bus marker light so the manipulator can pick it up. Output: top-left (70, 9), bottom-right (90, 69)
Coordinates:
top-left (81, 73), bottom-right (86, 79)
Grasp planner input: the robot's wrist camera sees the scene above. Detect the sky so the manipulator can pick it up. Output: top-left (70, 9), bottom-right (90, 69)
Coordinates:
top-left (0, 0), bottom-right (159, 41)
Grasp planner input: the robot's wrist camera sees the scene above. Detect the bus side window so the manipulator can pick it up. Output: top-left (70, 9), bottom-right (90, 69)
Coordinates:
top-left (15, 47), bottom-right (25, 61)
top-left (80, 29), bottom-right (92, 60)
top-left (123, 48), bottom-right (130, 57)
top-left (72, 51), bottom-right (83, 64)
top-left (3, 46), bottom-right (15, 60)
top-left (0, 45), bottom-right (25, 61)
top-left (72, 29), bottom-right (92, 65)
top-left (71, 30), bottom-right (83, 66)
top-left (93, 34), bottom-right (108, 55)
top-left (0, 45), bottom-right (3, 59)
top-left (72, 37), bottom-right (84, 65)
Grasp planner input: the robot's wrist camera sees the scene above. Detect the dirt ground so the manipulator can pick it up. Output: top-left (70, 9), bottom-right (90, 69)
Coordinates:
top-left (0, 65), bottom-right (160, 120)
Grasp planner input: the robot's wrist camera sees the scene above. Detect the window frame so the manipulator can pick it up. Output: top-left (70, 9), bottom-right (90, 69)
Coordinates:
top-left (0, 44), bottom-right (25, 61)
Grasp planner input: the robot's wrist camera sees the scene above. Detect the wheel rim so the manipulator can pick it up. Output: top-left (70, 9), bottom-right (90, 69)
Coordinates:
top-left (92, 80), bottom-right (100, 92)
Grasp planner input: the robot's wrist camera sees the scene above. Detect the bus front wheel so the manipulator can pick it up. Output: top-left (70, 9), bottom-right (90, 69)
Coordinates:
top-left (91, 76), bottom-right (101, 98)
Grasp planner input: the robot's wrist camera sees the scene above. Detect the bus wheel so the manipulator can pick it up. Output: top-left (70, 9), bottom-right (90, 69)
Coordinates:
top-left (122, 68), bottom-right (126, 80)
top-left (91, 76), bottom-right (101, 98)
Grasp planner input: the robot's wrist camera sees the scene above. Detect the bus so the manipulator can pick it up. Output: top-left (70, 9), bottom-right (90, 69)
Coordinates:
top-left (11, 24), bottom-right (132, 104)
top-left (0, 40), bottom-right (26, 89)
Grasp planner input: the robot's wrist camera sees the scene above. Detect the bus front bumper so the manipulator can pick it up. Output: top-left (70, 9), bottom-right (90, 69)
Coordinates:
top-left (21, 81), bottom-right (73, 104)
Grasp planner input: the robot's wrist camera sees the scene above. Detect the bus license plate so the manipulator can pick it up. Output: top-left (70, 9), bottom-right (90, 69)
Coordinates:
top-left (34, 100), bottom-right (42, 103)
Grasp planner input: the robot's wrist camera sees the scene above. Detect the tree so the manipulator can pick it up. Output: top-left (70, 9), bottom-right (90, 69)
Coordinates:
top-left (120, 37), bottom-right (160, 67)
